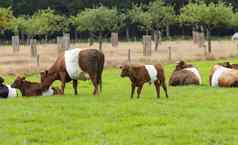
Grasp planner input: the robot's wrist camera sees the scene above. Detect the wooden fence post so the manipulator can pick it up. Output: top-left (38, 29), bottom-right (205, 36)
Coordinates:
top-left (197, 32), bottom-right (205, 48)
top-left (111, 32), bottom-right (118, 47)
top-left (236, 44), bottom-right (238, 56)
top-left (143, 35), bottom-right (152, 56)
top-left (36, 54), bottom-right (40, 67)
top-left (57, 36), bottom-right (64, 55)
top-left (12, 36), bottom-right (20, 53)
top-left (203, 44), bottom-right (207, 57)
top-left (168, 46), bottom-right (172, 61)
top-left (128, 49), bottom-right (131, 63)
top-left (30, 39), bottom-right (37, 57)
top-left (63, 33), bottom-right (70, 50)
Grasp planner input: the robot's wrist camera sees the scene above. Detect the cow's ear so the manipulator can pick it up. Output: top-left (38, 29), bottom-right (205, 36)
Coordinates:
top-left (119, 65), bottom-right (123, 69)
top-left (45, 70), bottom-right (48, 75)
top-left (21, 76), bottom-right (26, 80)
top-left (0, 76), bottom-right (4, 83)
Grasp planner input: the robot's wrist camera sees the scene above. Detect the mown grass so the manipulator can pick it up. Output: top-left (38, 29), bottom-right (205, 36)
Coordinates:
top-left (1, 59), bottom-right (238, 145)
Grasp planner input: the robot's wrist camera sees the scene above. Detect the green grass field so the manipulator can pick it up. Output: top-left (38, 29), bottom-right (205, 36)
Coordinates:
top-left (1, 59), bottom-right (238, 145)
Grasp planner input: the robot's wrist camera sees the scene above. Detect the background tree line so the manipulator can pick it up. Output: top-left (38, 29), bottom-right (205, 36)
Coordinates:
top-left (1, 0), bottom-right (238, 46)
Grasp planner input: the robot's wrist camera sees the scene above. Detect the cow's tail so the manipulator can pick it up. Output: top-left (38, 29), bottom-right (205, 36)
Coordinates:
top-left (97, 52), bottom-right (105, 92)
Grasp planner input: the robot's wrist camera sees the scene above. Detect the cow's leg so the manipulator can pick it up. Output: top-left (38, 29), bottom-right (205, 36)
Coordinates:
top-left (59, 72), bottom-right (66, 95)
top-left (137, 84), bottom-right (143, 99)
top-left (162, 82), bottom-right (168, 98)
top-left (73, 80), bottom-right (78, 95)
top-left (154, 81), bottom-right (161, 99)
top-left (131, 83), bottom-right (136, 99)
top-left (90, 74), bottom-right (98, 96)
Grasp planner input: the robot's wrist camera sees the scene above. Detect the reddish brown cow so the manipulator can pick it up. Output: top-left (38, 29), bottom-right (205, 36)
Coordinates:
top-left (11, 76), bottom-right (61, 96)
top-left (169, 60), bottom-right (201, 86)
top-left (209, 64), bottom-right (238, 87)
top-left (120, 64), bottom-right (168, 99)
top-left (40, 49), bottom-right (104, 96)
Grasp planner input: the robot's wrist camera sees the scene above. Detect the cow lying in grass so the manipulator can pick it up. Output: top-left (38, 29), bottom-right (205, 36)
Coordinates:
top-left (209, 64), bottom-right (238, 87)
top-left (120, 64), bottom-right (168, 99)
top-left (218, 61), bottom-right (238, 69)
top-left (0, 76), bottom-right (17, 99)
top-left (169, 60), bottom-right (202, 86)
top-left (11, 76), bottom-right (61, 96)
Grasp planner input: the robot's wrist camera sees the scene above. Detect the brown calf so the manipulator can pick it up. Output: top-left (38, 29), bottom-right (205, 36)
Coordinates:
top-left (11, 76), bottom-right (61, 96)
top-left (120, 64), bottom-right (168, 99)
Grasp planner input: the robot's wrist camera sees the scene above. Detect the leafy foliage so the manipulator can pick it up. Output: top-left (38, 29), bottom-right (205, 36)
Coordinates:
top-left (128, 5), bottom-right (152, 33)
top-left (24, 8), bottom-right (69, 36)
top-left (8, 16), bottom-right (28, 34)
top-left (0, 7), bottom-right (14, 32)
top-left (179, 2), bottom-right (233, 29)
top-left (72, 6), bottom-right (124, 33)
top-left (149, 0), bottom-right (176, 30)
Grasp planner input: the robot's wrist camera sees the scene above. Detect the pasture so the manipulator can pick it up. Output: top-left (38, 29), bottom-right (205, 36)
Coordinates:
top-left (1, 59), bottom-right (238, 145)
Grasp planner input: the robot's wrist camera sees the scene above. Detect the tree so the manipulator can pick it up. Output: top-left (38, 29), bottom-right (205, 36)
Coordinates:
top-left (231, 12), bottom-right (238, 30)
top-left (8, 16), bottom-right (28, 35)
top-left (0, 7), bottom-right (14, 33)
top-left (24, 8), bottom-right (69, 39)
top-left (71, 6), bottom-right (124, 50)
top-left (128, 5), bottom-right (152, 35)
top-left (149, 0), bottom-right (176, 50)
top-left (180, 2), bottom-right (233, 53)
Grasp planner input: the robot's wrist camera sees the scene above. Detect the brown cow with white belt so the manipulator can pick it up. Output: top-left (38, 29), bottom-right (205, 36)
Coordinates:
top-left (209, 64), bottom-right (238, 87)
top-left (120, 64), bottom-right (168, 99)
top-left (169, 60), bottom-right (202, 86)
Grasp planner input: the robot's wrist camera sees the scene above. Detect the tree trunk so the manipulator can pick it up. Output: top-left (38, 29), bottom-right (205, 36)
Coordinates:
top-left (74, 30), bottom-right (78, 43)
top-left (99, 32), bottom-right (103, 51)
top-left (89, 32), bottom-right (94, 46)
top-left (182, 25), bottom-right (185, 39)
top-left (166, 25), bottom-right (170, 39)
top-left (44, 35), bottom-right (48, 44)
top-left (126, 27), bottom-right (130, 41)
top-left (154, 30), bottom-right (160, 51)
top-left (206, 28), bottom-right (212, 53)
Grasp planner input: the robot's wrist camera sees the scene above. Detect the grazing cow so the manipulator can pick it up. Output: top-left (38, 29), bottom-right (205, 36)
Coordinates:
top-left (120, 64), bottom-right (168, 99)
top-left (232, 33), bottom-right (238, 40)
top-left (40, 48), bottom-right (105, 96)
top-left (209, 64), bottom-right (238, 87)
top-left (11, 76), bottom-right (61, 96)
top-left (169, 60), bottom-right (202, 86)
top-left (218, 61), bottom-right (238, 69)
top-left (0, 76), bottom-right (17, 99)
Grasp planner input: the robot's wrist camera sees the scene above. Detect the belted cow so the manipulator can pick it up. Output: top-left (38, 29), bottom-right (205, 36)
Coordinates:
top-left (40, 48), bottom-right (104, 96)
top-left (120, 64), bottom-right (168, 99)
top-left (0, 76), bottom-right (17, 99)
top-left (169, 60), bottom-right (202, 86)
top-left (209, 64), bottom-right (238, 87)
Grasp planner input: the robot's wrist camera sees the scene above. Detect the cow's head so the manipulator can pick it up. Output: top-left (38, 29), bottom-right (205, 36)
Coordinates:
top-left (40, 70), bottom-right (48, 83)
top-left (120, 64), bottom-right (132, 78)
top-left (52, 87), bottom-right (63, 95)
top-left (0, 76), bottom-right (4, 84)
top-left (11, 76), bottom-right (26, 89)
top-left (175, 60), bottom-right (193, 71)
top-left (218, 62), bottom-right (232, 68)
